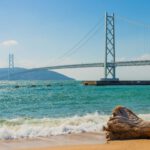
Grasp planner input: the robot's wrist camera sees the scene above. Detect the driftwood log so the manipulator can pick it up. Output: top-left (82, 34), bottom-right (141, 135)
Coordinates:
top-left (103, 106), bottom-right (150, 140)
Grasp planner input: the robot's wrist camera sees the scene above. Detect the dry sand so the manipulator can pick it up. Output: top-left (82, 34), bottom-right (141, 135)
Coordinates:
top-left (25, 140), bottom-right (150, 150)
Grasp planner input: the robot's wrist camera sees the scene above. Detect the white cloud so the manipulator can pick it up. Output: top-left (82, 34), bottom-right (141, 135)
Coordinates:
top-left (117, 54), bottom-right (150, 62)
top-left (0, 40), bottom-right (18, 47)
top-left (136, 54), bottom-right (150, 60)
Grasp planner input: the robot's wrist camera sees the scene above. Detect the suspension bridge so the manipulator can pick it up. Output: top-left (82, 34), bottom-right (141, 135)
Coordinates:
top-left (4, 13), bottom-right (150, 84)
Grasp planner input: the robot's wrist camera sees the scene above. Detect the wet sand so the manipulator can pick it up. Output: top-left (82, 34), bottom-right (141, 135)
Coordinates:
top-left (1, 133), bottom-right (150, 150)
top-left (0, 133), bottom-right (105, 150)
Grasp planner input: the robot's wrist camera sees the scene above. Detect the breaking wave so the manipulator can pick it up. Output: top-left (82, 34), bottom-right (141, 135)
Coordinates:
top-left (0, 112), bottom-right (108, 140)
top-left (0, 112), bottom-right (149, 140)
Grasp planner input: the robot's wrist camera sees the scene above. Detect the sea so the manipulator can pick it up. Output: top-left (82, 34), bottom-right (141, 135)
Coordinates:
top-left (0, 80), bottom-right (150, 140)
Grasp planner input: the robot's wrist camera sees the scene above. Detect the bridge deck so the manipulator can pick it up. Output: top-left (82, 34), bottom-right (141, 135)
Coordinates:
top-left (33, 60), bottom-right (150, 70)
top-left (1, 60), bottom-right (149, 80)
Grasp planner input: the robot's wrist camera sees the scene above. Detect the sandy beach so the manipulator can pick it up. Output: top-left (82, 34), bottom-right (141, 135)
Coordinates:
top-left (0, 133), bottom-right (149, 150)
top-left (0, 133), bottom-right (105, 150)
top-left (24, 140), bottom-right (150, 150)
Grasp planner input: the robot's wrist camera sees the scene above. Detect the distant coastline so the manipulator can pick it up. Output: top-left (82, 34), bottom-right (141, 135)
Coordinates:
top-left (0, 67), bottom-right (74, 80)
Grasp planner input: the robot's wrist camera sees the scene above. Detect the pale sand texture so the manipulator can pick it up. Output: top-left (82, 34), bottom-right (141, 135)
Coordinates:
top-left (22, 140), bottom-right (150, 150)
top-left (0, 133), bottom-right (105, 150)
top-left (1, 133), bottom-right (150, 150)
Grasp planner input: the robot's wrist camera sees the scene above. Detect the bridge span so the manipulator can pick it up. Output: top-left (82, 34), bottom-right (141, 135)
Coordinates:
top-left (32, 60), bottom-right (150, 71)
top-left (5, 12), bottom-right (150, 84)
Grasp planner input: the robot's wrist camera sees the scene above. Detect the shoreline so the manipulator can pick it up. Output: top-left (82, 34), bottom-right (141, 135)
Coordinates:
top-left (0, 130), bottom-right (149, 150)
top-left (0, 132), bottom-right (106, 150)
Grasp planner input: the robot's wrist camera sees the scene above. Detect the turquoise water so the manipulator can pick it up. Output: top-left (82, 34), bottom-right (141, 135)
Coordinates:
top-left (0, 81), bottom-right (150, 140)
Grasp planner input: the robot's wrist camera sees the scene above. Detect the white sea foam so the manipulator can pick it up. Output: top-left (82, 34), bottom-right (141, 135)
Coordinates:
top-left (0, 112), bottom-right (108, 140)
top-left (0, 113), bottom-right (150, 140)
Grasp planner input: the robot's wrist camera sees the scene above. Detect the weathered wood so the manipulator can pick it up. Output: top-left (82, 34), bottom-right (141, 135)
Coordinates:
top-left (103, 106), bottom-right (150, 140)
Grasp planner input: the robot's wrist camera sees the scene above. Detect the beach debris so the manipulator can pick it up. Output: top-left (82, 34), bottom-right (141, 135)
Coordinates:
top-left (103, 106), bottom-right (150, 140)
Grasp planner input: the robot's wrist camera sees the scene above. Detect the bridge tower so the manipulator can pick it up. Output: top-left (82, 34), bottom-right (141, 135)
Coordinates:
top-left (102, 12), bottom-right (118, 81)
top-left (8, 53), bottom-right (14, 80)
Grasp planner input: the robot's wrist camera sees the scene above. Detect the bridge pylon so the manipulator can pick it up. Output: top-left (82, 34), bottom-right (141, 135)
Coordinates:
top-left (102, 12), bottom-right (119, 81)
top-left (8, 53), bottom-right (14, 80)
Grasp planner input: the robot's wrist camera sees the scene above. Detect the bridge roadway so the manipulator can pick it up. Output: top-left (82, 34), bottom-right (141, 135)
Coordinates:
top-left (1, 60), bottom-right (149, 79)
top-left (31, 60), bottom-right (150, 71)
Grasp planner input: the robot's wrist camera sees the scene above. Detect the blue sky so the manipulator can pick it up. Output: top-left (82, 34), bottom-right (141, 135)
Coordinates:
top-left (0, 0), bottom-right (150, 80)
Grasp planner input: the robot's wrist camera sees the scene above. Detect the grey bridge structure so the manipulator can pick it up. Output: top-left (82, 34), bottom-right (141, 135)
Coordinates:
top-left (29, 13), bottom-right (150, 81)
top-left (31, 60), bottom-right (150, 71)
top-left (8, 12), bottom-right (150, 81)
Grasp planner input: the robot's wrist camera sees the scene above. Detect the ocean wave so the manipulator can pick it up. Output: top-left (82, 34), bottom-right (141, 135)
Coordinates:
top-left (0, 113), bottom-right (150, 140)
top-left (0, 112), bottom-right (108, 140)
